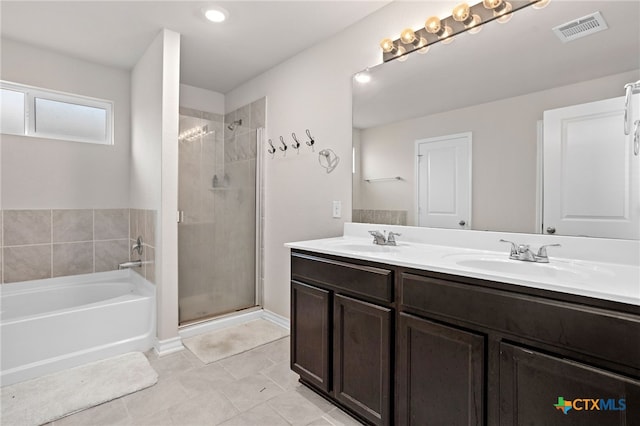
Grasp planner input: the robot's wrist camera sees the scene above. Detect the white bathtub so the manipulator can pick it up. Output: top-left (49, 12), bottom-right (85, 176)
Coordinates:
top-left (0, 270), bottom-right (155, 386)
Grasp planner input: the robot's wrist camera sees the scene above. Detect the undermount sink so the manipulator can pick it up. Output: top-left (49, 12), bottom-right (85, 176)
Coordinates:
top-left (447, 254), bottom-right (615, 282)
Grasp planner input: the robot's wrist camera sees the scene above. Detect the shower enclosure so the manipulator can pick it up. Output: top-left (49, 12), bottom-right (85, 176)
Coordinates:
top-left (177, 99), bottom-right (264, 324)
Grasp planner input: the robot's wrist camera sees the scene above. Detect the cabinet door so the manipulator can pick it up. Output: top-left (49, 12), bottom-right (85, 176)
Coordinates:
top-left (500, 342), bottom-right (640, 426)
top-left (291, 280), bottom-right (331, 392)
top-left (396, 313), bottom-right (485, 426)
top-left (334, 294), bottom-right (391, 425)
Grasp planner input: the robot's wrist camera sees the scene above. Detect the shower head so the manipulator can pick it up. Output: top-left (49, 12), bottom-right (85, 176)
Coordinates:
top-left (227, 119), bottom-right (243, 131)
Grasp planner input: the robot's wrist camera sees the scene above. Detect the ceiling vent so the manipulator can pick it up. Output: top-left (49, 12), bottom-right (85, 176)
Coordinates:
top-left (553, 11), bottom-right (608, 43)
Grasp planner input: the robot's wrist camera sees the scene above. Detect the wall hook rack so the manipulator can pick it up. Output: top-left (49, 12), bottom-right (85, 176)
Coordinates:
top-left (267, 139), bottom-right (276, 155)
top-left (291, 132), bottom-right (301, 151)
top-left (279, 136), bottom-right (288, 154)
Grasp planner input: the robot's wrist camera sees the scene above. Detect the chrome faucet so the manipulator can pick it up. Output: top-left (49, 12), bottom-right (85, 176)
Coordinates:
top-left (500, 239), bottom-right (561, 263)
top-left (368, 230), bottom-right (401, 246)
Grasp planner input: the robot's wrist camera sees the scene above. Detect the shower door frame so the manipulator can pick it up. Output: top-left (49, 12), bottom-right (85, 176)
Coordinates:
top-left (254, 127), bottom-right (265, 309)
top-left (176, 120), bottom-right (265, 327)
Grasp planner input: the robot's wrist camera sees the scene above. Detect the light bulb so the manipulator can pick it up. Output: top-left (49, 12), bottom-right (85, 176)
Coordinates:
top-left (417, 38), bottom-right (429, 54)
top-left (482, 0), bottom-right (503, 9)
top-left (532, 0), bottom-right (550, 9)
top-left (468, 15), bottom-right (483, 33)
top-left (380, 38), bottom-right (396, 53)
top-left (400, 28), bottom-right (417, 44)
top-left (495, 1), bottom-right (513, 23)
top-left (452, 2), bottom-right (483, 34)
top-left (425, 16), bottom-right (442, 34)
top-left (396, 45), bottom-right (408, 62)
top-left (452, 3), bottom-right (471, 21)
top-left (440, 26), bottom-right (454, 44)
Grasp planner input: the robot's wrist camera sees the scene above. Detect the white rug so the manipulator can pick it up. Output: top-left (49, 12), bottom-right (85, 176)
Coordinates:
top-left (1, 352), bottom-right (157, 426)
top-left (184, 319), bottom-right (289, 364)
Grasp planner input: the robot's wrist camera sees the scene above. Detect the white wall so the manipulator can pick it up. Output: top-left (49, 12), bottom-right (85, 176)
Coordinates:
top-left (225, 2), bottom-right (457, 318)
top-left (131, 29), bottom-right (181, 345)
top-left (1, 38), bottom-right (131, 209)
top-left (179, 84), bottom-right (224, 115)
top-left (357, 69), bottom-right (639, 233)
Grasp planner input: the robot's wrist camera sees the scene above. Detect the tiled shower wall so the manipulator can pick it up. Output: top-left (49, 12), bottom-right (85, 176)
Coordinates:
top-left (0, 209), bottom-right (156, 284)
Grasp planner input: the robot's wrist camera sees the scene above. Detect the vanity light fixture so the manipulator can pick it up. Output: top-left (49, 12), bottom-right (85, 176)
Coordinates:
top-left (452, 3), bottom-right (483, 34)
top-left (203, 7), bottom-right (228, 23)
top-left (425, 16), bottom-right (454, 44)
top-left (380, 0), bottom-right (549, 62)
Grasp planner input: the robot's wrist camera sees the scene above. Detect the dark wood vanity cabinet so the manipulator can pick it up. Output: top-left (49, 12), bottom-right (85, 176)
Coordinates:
top-left (400, 271), bottom-right (640, 426)
top-left (290, 251), bottom-right (394, 425)
top-left (290, 250), bottom-right (640, 426)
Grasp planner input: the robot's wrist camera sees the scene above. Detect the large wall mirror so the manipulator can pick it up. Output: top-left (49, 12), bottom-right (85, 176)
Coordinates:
top-left (352, 1), bottom-right (639, 238)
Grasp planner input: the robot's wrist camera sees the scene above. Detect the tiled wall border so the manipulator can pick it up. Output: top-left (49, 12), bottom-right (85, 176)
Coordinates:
top-left (1, 208), bottom-right (156, 284)
top-left (352, 209), bottom-right (408, 226)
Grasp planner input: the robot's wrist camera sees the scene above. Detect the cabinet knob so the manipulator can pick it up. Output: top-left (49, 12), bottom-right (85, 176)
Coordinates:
top-left (459, 220), bottom-right (466, 227)
top-left (546, 226), bottom-right (556, 234)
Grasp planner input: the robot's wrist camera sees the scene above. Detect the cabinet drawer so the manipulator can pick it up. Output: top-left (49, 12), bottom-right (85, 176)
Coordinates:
top-left (292, 252), bottom-right (393, 303)
top-left (401, 273), bottom-right (640, 371)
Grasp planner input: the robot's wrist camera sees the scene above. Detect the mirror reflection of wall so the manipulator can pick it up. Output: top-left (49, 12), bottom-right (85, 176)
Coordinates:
top-left (352, 1), bottom-right (640, 238)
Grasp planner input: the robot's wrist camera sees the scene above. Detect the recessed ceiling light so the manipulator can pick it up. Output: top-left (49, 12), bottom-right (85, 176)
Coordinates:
top-left (204, 7), bottom-right (228, 23)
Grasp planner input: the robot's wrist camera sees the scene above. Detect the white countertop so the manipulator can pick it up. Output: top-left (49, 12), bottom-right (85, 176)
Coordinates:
top-left (285, 224), bottom-right (640, 307)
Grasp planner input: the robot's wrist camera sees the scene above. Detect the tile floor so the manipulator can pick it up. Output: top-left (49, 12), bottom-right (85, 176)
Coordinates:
top-left (50, 337), bottom-right (363, 426)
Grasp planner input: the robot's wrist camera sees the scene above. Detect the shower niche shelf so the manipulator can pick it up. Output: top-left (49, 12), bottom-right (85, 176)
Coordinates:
top-left (210, 173), bottom-right (230, 190)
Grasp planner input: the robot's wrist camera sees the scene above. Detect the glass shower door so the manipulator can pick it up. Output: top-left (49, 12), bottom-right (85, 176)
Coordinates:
top-left (177, 107), bottom-right (258, 324)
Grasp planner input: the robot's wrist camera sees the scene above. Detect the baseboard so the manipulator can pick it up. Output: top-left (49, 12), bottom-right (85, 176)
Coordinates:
top-left (261, 309), bottom-right (290, 331)
top-left (154, 336), bottom-right (184, 357)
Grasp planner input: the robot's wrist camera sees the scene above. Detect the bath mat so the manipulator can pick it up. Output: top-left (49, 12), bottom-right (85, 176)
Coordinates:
top-left (1, 352), bottom-right (157, 426)
top-left (184, 319), bottom-right (289, 364)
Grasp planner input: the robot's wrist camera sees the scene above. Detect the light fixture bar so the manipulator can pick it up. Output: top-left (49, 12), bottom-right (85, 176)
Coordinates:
top-left (382, 0), bottom-right (546, 62)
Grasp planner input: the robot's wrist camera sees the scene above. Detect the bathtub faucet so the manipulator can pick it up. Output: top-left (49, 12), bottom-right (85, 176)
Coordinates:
top-left (118, 260), bottom-right (143, 270)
